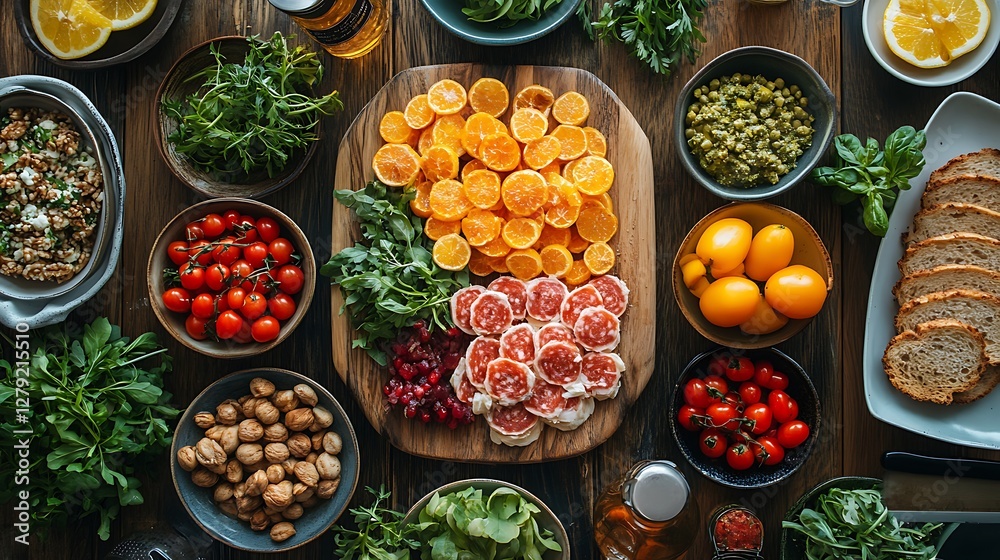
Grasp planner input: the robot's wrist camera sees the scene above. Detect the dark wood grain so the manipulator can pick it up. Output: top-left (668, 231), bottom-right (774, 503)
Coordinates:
top-left (0, 0), bottom-right (998, 559)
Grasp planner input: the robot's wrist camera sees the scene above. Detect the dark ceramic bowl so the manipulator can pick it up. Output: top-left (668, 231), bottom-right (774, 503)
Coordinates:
top-left (673, 46), bottom-right (837, 201)
top-left (170, 368), bottom-right (359, 553)
top-left (669, 347), bottom-right (820, 489)
top-left (14, 0), bottom-right (183, 69)
top-left (419, 0), bottom-right (582, 46)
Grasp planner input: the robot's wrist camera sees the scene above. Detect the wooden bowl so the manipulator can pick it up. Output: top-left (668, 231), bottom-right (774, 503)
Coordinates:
top-left (154, 36), bottom-right (321, 199)
top-left (170, 368), bottom-right (359, 553)
top-left (672, 202), bottom-right (833, 349)
top-left (13, 0), bottom-right (183, 69)
top-left (147, 198), bottom-right (316, 358)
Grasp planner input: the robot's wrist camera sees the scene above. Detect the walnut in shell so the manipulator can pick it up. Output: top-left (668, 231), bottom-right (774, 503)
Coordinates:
top-left (250, 377), bottom-right (275, 398)
top-left (246, 470), bottom-right (269, 496)
top-left (293, 384), bottom-right (318, 407)
top-left (270, 522), bottom-right (296, 542)
top-left (214, 482), bottom-right (234, 502)
top-left (193, 412), bottom-right (216, 429)
top-left (238, 419), bottom-right (264, 443)
top-left (264, 442), bottom-right (290, 463)
top-left (272, 390), bottom-right (300, 413)
top-left (311, 406), bottom-right (334, 430)
top-left (263, 423), bottom-right (288, 443)
top-left (286, 433), bottom-right (312, 458)
top-left (216, 401), bottom-right (240, 425)
top-left (218, 498), bottom-right (238, 518)
top-left (316, 478), bottom-right (339, 499)
top-left (263, 480), bottom-right (294, 509)
top-left (236, 443), bottom-right (264, 465)
top-left (281, 503), bottom-right (304, 520)
top-left (250, 509), bottom-right (270, 531)
top-left (315, 453), bottom-right (341, 480)
top-left (293, 461), bottom-right (320, 487)
top-left (255, 401), bottom-right (280, 425)
top-left (225, 459), bottom-right (244, 484)
top-left (220, 425), bottom-right (241, 455)
top-left (176, 446), bottom-right (198, 472)
top-left (191, 468), bottom-right (219, 488)
top-left (195, 437), bottom-right (227, 468)
top-left (266, 464), bottom-right (286, 484)
top-left (323, 432), bottom-right (343, 455)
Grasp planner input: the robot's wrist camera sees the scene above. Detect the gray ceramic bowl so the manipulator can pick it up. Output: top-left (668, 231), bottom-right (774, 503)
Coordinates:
top-left (170, 368), bottom-right (359, 553)
top-left (401, 479), bottom-right (570, 559)
top-left (669, 347), bottom-right (820, 489)
top-left (673, 46), bottom-right (837, 201)
top-left (419, 0), bottom-right (582, 46)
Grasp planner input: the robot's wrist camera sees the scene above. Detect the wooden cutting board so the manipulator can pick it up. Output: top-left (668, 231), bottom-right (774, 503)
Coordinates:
top-left (331, 63), bottom-right (655, 463)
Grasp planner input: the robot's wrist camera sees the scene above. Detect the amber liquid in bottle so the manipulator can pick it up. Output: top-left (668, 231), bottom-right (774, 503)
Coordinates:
top-left (283, 0), bottom-right (390, 58)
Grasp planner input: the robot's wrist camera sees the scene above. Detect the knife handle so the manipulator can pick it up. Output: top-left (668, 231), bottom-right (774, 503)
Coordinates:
top-left (882, 452), bottom-right (1000, 481)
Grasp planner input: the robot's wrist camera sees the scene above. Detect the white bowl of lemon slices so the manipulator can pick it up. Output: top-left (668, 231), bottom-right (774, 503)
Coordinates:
top-left (863, 0), bottom-right (998, 87)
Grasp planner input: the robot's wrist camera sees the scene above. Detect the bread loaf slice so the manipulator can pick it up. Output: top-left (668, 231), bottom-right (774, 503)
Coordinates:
top-left (929, 148), bottom-right (1000, 183)
top-left (953, 365), bottom-right (1000, 404)
top-left (883, 319), bottom-right (987, 405)
top-left (893, 265), bottom-right (1000, 305)
top-left (922, 174), bottom-right (1000, 213)
top-left (898, 233), bottom-right (1000, 277)
top-left (903, 203), bottom-right (1000, 245)
top-left (896, 290), bottom-right (1000, 364)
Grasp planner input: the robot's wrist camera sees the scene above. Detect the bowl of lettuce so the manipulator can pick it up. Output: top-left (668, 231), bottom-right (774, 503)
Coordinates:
top-left (401, 479), bottom-right (568, 559)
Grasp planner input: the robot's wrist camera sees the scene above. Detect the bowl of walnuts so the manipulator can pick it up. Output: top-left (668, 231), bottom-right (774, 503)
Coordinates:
top-left (170, 368), bottom-right (358, 552)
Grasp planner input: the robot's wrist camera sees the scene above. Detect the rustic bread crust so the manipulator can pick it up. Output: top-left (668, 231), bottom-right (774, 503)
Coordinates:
top-left (898, 233), bottom-right (1000, 277)
top-left (929, 147), bottom-right (1000, 183)
top-left (922, 174), bottom-right (1000, 212)
top-left (883, 319), bottom-right (987, 405)
top-left (903, 203), bottom-right (1000, 245)
top-left (953, 365), bottom-right (1000, 404)
top-left (893, 264), bottom-right (1000, 304)
top-left (896, 289), bottom-right (1000, 365)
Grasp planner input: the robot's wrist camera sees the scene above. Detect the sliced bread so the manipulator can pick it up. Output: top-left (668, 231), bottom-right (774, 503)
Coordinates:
top-left (898, 233), bottom-right (1000, 277)
top-left (953, 365), bottom-right (1000, 404)
top-left (902, 203), bottom-right (1000, 245)
top-left (929, 148), bottom-right (1000, 183)
top-left (922, 174), bottom-right (1000, 213)
top-left (893, 264), bottom-right (1000, 305)
top-left (883, 319), bottom-right (987, 405)
top-left (896, 289), bottom-right (1000, 364)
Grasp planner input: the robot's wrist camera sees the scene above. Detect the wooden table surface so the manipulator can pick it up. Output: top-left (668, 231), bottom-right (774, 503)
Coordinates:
top-left (2, 0), bottom-right (999, 558)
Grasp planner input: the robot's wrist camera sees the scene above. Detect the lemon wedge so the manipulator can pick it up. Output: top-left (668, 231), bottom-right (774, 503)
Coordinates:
top-left (30, 0), bottom-right (113, 60)
top-left (86, 0), bottom-right (158, 31)
top-left (884, 0), bottom-right (992, 68)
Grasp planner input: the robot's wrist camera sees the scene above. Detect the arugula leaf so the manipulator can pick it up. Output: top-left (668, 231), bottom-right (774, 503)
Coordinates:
top-left (463, 0), bottom-right (563, 25)
top-left (1, 151), bottom-right (18, 171)
top-left (330, 486), bottom-right (421, 559)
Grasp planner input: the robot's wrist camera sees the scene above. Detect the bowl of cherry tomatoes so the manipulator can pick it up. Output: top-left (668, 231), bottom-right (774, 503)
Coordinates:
top-left (147, 198), bottom-right (315, 358)
top-left (669, 347), bottom-right (820, 489)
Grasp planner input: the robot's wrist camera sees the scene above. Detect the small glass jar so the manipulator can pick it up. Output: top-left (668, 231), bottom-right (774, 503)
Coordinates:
top-left (268, 0), bottom-right (390, 59)
top-left (709, 505), bottom-right (764, 560)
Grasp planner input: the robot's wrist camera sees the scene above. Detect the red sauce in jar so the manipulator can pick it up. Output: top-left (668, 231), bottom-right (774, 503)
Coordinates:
top-left (713, 508), bottom-right (763, 551)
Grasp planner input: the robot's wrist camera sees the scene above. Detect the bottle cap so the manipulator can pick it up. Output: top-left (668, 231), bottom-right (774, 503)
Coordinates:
top-left (621, 460), bottom-right (691, 522)
top-left (268, 0), bottom-right (336, 18)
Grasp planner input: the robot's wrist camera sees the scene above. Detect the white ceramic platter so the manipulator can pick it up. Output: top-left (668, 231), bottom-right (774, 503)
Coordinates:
top-left (863, 92), bottom-right (1000, 450)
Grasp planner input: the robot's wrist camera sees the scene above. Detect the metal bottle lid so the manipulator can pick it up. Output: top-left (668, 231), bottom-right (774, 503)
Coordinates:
top-left (621, 460), bottom-right (691, 522)
top-left (268, 0), bottom-right (337, 18)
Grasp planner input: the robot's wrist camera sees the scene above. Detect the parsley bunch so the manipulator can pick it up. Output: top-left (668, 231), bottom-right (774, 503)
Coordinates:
top-left (331, 486), bottom-right (421, 559)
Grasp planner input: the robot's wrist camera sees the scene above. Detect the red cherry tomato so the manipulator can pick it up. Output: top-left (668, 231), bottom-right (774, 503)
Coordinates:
top-left (191, 293), bottom-right (216, 319)
top-left (248, 272), bottom-right (271, 294)
top-left (167, 241), bottom-right (189, 266)
top-left (188, 240), bottom-right (213, 266)
top-left (744, 403), bottom-right (773, 435)
top-left (185, 223), bottom-right (204, 241)
top-left (722, 391), bottom-right (743, 407)
top-left (162, 288), bottom-right (192, 313)
top-left (706, 402), bottom-right (741, 431)
top-left (185, 314), bottom-right (209, 340)
top-left (753, 360), bottom-right (775, 386)
top-left (243, 242), bottom-right (269, 269)
top-left (699, 428), bottom-right (728, 459)
top-left (274, 265), bottom-right (304, 295)
top-left (227, 287), bottom-right (247, 311)
top-left (726, 443), bottom-right (755, 470)
top-left (179, 263), bottom-right (205, 291)
top-left (683, 378), bottom-right (714, 409)
top-left (255, 217), bottom-right (281, 243)
top-left (206, 264), bottom-right (230, 292)
top-left (201, 213), bottom-right (226, 238)
top-left (215, 310), bottom-right (243, 340)
top-left (677, 405), bottom-right (704, 432)
top-left (215, 293), bottom-right (231, 312)
top-left (708, 355), bottom-right (729, 376)
top-left (268, 293), bottom-right (297, 321)
top-left (230, 260), bottom-right (253, 288)
top-left (212, 236), bottom-right (241, 266)
top-left (223, 210), bottom-right (241, 231)
top-left (757, 436), bottom-right (785, 466)
top-left (766, 371), bottom-right (790, 391)
top-left (725, 356), bottom-right (755, 382)
top-left (233, 320), bottom-right (254, 344)
top-left (235, 216), bottom-right (259, 243)
top-left (768, 390), bottom-right (799, 424)
top-left (738, 382), bottom-right (763, 405)
top-left (778, 420), bottom-right (810, 449)
top-left (252, 316), bottom-right (281, 343)
top-left (704, 375), bottom-right (729, 400)
top-left (241, 292), bottom-right (268, 322)
top-left (268, 238), bottom-right (295, 266)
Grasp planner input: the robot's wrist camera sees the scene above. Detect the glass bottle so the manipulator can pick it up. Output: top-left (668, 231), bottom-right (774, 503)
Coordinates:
top-left (268, 0), bottom-right (391, 59)
top-left (594, 460), bottom-right (701, 560)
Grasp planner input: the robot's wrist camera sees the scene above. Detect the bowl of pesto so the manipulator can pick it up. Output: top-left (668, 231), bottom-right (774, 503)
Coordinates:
top-left (674, 46), bottom-right (837, 201)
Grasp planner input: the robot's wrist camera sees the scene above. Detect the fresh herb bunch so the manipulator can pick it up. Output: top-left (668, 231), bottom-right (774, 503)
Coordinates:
top-left (321, 181), bottom-right (469, 365)
top-left (782, 486), bottom-right (943, 560)
top-left (578, 0), bottom-right (708, 76)
top-left (0, 318), bottom-right (179, 540)
top-left (331, 486), bottom-right (421, 560)
top-left (811, 126), bottom-right (927, 236)
top-left (162, 32), bottom-right (343, 179)
top-left (463, 0), bottom-right (564, 26)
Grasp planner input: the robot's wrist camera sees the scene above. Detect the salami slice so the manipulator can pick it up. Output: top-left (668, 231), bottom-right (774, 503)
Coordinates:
top-left (487, 402), bottom-right (539, 436)
top-left (465, 337), bottom-right (500, 389)
top-left (499, 323), bottom-right (537, 364)
top-left (574, 307), bottom-right (621, 352)
top-left (588, 275), bottom-right (630, 317)
top-left (488, 277), bottom-right (529, 320)
top-left (469, 291), bottom-right (514, 336)
top-left (525, 277), bottom-right (569, 321)
top-left (543, 396), bottom-right (596, 431)
top-left (484, 358), bottom-right (536, 405)
top-left (560, 284), bottom-right (604, 328)
top-left (534, 341), bottom-right (583, 386)
top-left (450, 359), bottom-right (478, 405)
top-left (581, 352), bottom-right (625, 400)
top-left (490, 421), bottom-right (543, 447)
top-left (524, 379), bottom-right (571, 419)
top-left (450, 285), bottom-right (486, 335)
top-left (535, 323), bottom-right (575, 349)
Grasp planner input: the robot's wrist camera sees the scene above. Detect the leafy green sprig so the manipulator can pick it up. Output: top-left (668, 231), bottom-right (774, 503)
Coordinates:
top-left (331, 486), bottom-right (421, 560)
top-left (463, 0), bottom-right (564, 25)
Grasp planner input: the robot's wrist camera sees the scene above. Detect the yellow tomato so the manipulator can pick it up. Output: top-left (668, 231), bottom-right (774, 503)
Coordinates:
top-left (764, 265), bottom-right (828, 319)
top-left (699, 276), bottom-right (760, 327)
top-left (681, 258), bottom-right (707, 288)
top-left (740, 295), bottom-right (789, 335)
top-left (744, 224), bottom-right (795, 281)
top-left (695, 218), bottom-right (752, 273)
top-left (710, 262), bottom-right (745, 279)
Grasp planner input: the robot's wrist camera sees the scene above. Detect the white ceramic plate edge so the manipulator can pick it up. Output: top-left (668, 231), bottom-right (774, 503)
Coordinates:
top-left (863, 91), bottom-right (1000, 450)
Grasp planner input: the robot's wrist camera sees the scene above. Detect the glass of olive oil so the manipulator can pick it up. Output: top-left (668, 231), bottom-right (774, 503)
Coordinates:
top-left (269, 0), bottom-right (390, 59)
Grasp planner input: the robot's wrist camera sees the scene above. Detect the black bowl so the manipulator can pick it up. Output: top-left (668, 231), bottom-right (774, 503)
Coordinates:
top-left (779, 476), bottom-right (880, 559)
top-left (669, 347), bottom-right (820, 489)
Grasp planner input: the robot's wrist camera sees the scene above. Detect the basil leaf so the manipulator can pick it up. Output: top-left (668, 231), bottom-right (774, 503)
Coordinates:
top-left (835, 134), bottom-right (863, 165)
top-left (863, 192), bottom-right (890, 237)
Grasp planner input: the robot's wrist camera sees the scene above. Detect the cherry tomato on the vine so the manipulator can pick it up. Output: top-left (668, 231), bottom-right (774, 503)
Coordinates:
top-left (234, 216), bottom-right (258, 243)
top-left (185, 314), bottom-right (209, 340)
top-left (678, 405), bottom-right (704, 432)
top-left (162, 288), bottom-right (192, 313)
top-left (268, 293), bottom-right (296, 321)
top-left (201, 213), bottom-right (226, 238)
top-left (188, 240), bottom-right (213, 266)
top-left (768, 390), bottom-right (799, 424)
top-left (233, 320), bottom-right (254, 344)
top-left (230, 260), bottom-right (253, 289)
top-left (726, 443), bottom-right (755, 470)
top-left (167, 241), bottom-right (189, 266)
top-left (215, 310), bottom-right (243, 340)
top-left (725, 356), bottom-right (755, 382)
top-left (227, 287), bottom-right (247, 311)
top-left (708, 356), bottom-right (728, 377)
top-left (206, 264), bottom-right (230, 292)
top-left (244, 242), bottom-right (269, 270)
top-left (268, 238), bottom-right (295, 266)
top-left (223, 210), bottom-right (241, 231)
top-left (684, 378), bottom-right (714, 409)
top-left (255, 217), bottom-right (281, 243)
top-left (274, 265), bottom-right (304, 295)
top-left (778, 420), bottom-right (810, 449)
top-left (185, 223), bottom-right (205, 241)
top-left (179, 263), bottom-right (205, 291)
top-left (753, 360), bottom-right (775, 387)
top-left (212, 236), bottom-right (241, 266)
top-left (757, 436), bottom-right (785, 466)
top-left (191, 293), bottom-right (216, 319)
top-left (699, 429), bottom-right (728, 459)
top-left (744, 403), bottom-right (773, 435)
top-left (241, 292), bottom-right (268, 322)
top-left (766, 371), bottom-right (790, 391)
top-left (706, 402), bottom-right (741, 431)
top-left (738, 382), bottom-right (763, 405)
top-left (252, 316), bottom-right (281, 343)
top-left (704, 375), bottom-right (729, 400)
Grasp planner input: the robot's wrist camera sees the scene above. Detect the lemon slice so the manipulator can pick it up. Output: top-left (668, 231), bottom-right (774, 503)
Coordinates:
top-left (30, 0), bottom-right (112, 60)
top-left (884, 0), bottom-right (992, 68)
top-left (86, 0), bottom-right (158, 31)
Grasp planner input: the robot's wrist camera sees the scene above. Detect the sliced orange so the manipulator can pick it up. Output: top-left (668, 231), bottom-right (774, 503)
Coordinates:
top-left (584, 241), bottom-right (616, 275)
top-left (429, 179), bottom-right (473, 221)
top-left (379, 111), bottom-right (414, 144)
top-left (489, 254), bottom-right (510, 273)
top-left (536, 223), bottom-right (572, 248)
top-left (462, 208), bottom-right (503, 246)
top-left (562, 158), bottom-right (582, 180)
top-left (464, 169), bottom-right (502, 209)
top-left (539, 161), bottom-right (562, 176)
top-left (883, 0), bottom-right (991, 68)
top-left (505, 248), bottom-right (544, 280)
top-left (582, 192), bottom-right (614, 212)
top-left (583, 127), bottom-right (607, 157)
top-left (540, 244), bottom-right (574, 278)
top-left (432, 233), bottom-right (472, 271)
top-left (522, 136), bottom-right (562, 170)
top-left (501, 170), bottom-right (548, 216)
top-left (405, 127), bottom-right (422, 149)
top-left (572, 155), bottom-right (615, 196)
top-left (468, 249), bottom-right (494, 276)
top-left (462, 159), bottom-right (488, 182)
top-left (30, 0), bottom-right (113, 60)
top-left (372, 143), bottom-right (422, 187)
top-left (564, 259), bottom-right (592, 285)
top-left (551, 91), bottom-right (590, 126)
top-left (544, 173), bottom-right (583, 207)
top-left (468, 78), bottom-right (510, 118)
top-left (513, 85), bottom-right (556, 116)
top-left (409, 180), bottom-right (433, 218)
top-left (432, 114), bottom-right (467, 156)
top-left (417, 127), bottom-right (435, 156)
top-left (546, 200), bottom-right (582, 229)
top-left (461, 113), bottom-right (506, 157)
top-left (422, 145), bottom-right (460, 182)
top-left (87, 0), bottom-right (158, 30)
top-left (576, 206), bottom-right (618, 243)
top-left (427, 79), bottom-right (468, 115)
top-left (424, 216), bottom-right (462, 240)
top-left (509, 108), bottom-right (549, 143)
top-left (478, 234), bottom-right (512, 258)
top-left (404, 94), bottom-right (437, 130)
top-left (479, 133), bottom-right (521, 172)
top-left (551, 125), bottom-right (588, 161)
top-left (502, 217), bottom-right (544, 249)
top-left (567, 227), bottom-right (590, 253)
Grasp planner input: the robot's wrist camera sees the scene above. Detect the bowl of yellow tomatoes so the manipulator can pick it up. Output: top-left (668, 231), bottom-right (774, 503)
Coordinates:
top-left (672, 203), bottom-right (833, 349)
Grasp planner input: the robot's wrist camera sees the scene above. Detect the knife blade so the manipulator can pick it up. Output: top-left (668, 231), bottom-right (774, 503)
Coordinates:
top-left (881, 452), bottom-right (1000, 523)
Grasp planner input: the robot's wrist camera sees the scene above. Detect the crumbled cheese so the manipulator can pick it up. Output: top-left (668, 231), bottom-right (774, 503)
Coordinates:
top-left (39, 120), bottom-right (57, 130)
top-left (19, 167), bottom-right (37, 186)
top-left (21, 204), bottom-right (37, 219)
top-left (12, 248), bottom-right (22, 261)
top-left (26, 213), bottom-right (49, 231)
